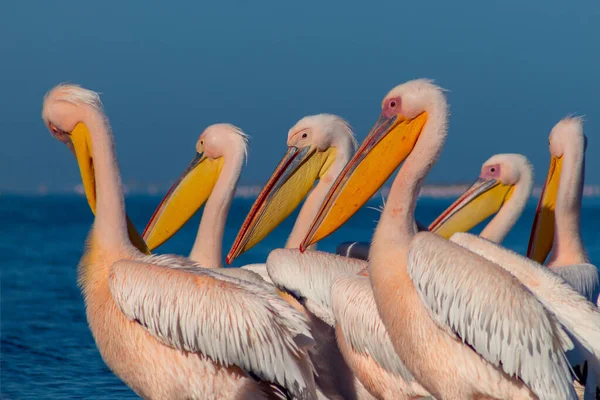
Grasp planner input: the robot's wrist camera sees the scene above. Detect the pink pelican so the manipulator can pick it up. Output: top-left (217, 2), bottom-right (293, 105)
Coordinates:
top-left (527, 117), bottom-right (599, 305)
top-left (139, 124), bottom-right (270, 284)
top-left (300, 79), bottom-right (590, 399)
top-left (226, 114), bottom-right (357, 262)
top-left (225, 114), bottom-right (378, 399)
top-left (428, 153), bottom-right (533, 242)
top-left (42, 84), bottom-right (317, 399)
top-left (142, 123), bottom-right (249, 267)
top-left (526, 118), bottom-right (599, 400)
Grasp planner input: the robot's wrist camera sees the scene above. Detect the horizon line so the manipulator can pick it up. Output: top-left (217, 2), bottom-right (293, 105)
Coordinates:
top-left (3, 183), bottom-right (600, 199)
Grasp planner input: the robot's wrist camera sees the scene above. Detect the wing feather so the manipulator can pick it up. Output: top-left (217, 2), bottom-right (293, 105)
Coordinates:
top-left (109, 256), bottom-right (317, 400)
top-left (451, 233), bottom-right (600, 362)
top-left (408, 232), bottom-right (576, 400)
top-left (266, 249), bottom-right (366, 326)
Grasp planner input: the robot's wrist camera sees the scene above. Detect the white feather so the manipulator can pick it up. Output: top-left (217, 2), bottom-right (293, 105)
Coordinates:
top-left (408, 232), bottom-right (576, 400)
top-left (266, 249), bottom-right (366, 327)
top-left (451, 232), bottom-right (600, 362)
top-left (109, 254), bottom-right (318, 400)
top-left (331, 274), bottom-right (420, 384)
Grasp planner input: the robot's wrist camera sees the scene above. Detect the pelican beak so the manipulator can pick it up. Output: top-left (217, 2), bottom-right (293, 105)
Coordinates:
top-left (142, 152), bottom-right (224, 251)
top-left (428, 178), bottom-right (515, 238)
top-left (68, 123), bottom-right (96, 211)
top-left (67, 123), bottom-right (150, 254)
top-left (299, 111), bottom-right (429, 251)
top-left (226, 145), bottom-right (336, 263)
top-left (527, 155), bottom-right (562, 263)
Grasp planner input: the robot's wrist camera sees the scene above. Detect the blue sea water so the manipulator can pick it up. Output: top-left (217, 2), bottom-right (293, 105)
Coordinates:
top-left (1, 195), bottom-right (599, 399)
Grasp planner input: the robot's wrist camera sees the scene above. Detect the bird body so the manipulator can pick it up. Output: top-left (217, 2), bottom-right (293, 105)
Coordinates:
top-left (300, 79), bottom-right (580, 399)
top-left (526, 118), bottom-right (600, 399)
top-left (80, 245), bottom-right (303, 400)
top-left (42, 84), bottom-right (317, 400)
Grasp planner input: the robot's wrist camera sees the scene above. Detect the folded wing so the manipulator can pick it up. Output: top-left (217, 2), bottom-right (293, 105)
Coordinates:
top-left (408, 232), bottom-right (576, 400)
top-left (450, 232), bottom-right (600, 362)
top-left (108, 256), bottom-right (317, 400)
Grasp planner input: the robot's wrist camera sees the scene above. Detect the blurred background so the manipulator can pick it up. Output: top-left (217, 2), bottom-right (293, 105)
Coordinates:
top-left (1, 0), bottom-right (599, 398)
top-left (2, 0), bottom-right (600, 192)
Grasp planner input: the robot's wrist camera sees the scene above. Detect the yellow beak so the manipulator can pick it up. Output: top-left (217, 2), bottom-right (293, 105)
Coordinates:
top-left (428, 178), bottom-right (515, 239)
top-left (69, 123), bottom-right (150, 254)
top-left (299, 111), bottom-right (429, 250)
top-left (226, 145), bottom-right (336, 263)
top-left (527, 155), bottom-right (562, 263)
top-left (142, 152), bottom-right (224, 251)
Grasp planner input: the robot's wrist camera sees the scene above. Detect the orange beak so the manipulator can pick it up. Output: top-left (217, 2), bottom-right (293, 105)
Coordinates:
top-left (299, 111), bottom-right (429, 251)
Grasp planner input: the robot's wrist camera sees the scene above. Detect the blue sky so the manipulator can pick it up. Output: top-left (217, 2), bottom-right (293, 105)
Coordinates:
top-left (1, 0), bottom-right (599, 192)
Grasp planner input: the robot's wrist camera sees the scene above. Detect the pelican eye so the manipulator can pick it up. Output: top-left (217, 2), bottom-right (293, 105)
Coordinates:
top-left (302, 133), bottom-right (308, 139)
top-left (49, 124), bottom-right (71, 143)
top-left (50, 124), bottom-right (66, 135)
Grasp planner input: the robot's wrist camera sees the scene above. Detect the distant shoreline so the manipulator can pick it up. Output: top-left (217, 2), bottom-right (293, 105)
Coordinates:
top-left (4, 184), bottom-right (600, 198)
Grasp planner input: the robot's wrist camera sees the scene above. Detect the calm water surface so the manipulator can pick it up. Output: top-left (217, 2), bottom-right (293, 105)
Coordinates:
top-left (2, 195), bottom-right (599, 399)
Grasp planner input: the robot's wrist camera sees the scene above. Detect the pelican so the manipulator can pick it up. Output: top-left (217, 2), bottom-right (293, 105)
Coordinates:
top-left (300, 79), bottom-right (595, 399)
top-left (428, 153), bottom-right (533, 242)
top-left (142, 123), bottom-right (248, 267)
top-left (224, 113), bottom-right (363, 304)
top-left (225, 114), bottom-right (378, 399)
top-left (41, 84), bottom-right (317, 399)
top-left (266, 154), bottom-right (533, 399)
top-left (139, 124), bottom-right (268, 284)
top-left (527, 117), bottom-right (599, 305)
top-left (226, 114), bottom-right (357, 264)
top-left (526, 118), bottom-right (599, 399)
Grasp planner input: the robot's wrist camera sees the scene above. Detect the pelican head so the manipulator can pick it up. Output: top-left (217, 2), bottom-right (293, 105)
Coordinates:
top-left (42, 85), bottom-right (103, 207)
top-left (428, 154), bottom-right (532, 239)
top-left (300, 79), bottom-right (446, 250)
top-left (142, 124), bottom-right (249, 251)
top-left (527, 117), bottom-right (586, 264)
top-left (41, 84), bottom-right (150, 253)
top-left (226, 114), bottom-right (356, 263)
